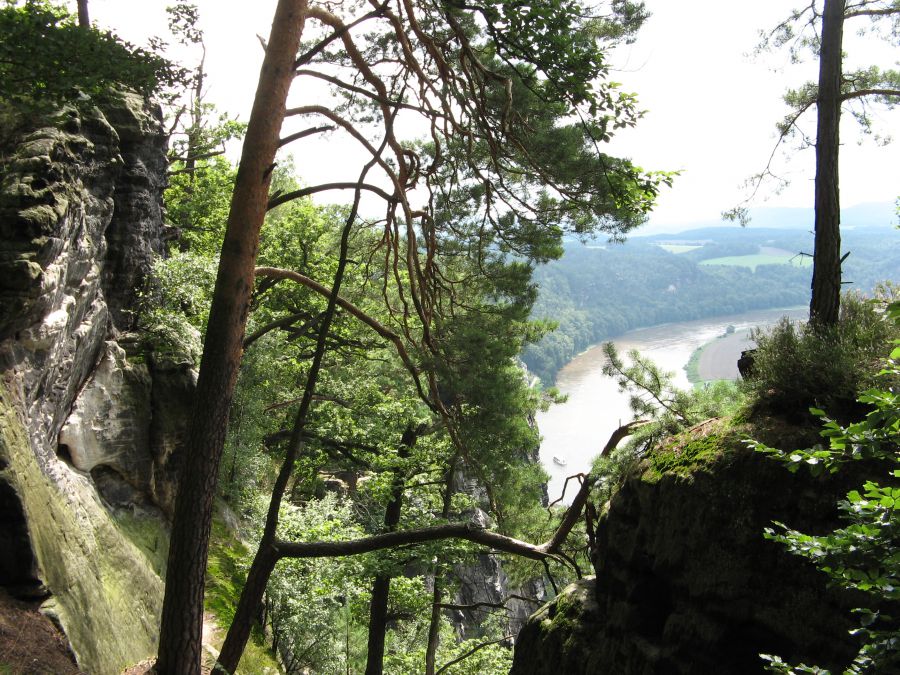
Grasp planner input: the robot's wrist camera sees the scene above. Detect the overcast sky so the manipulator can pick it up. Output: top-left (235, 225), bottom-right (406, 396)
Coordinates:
top-left (87, 0), bottom-right (899, 230)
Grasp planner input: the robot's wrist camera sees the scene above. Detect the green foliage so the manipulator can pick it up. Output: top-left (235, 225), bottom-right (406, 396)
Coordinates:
top-left (166, 156), bottom-right (237, 255)
top-left (206, 519), bottom-right (282, 674)
top-left (264, 494), bottom-right (370, 674)
top-left (156, 130), bottom-right (551, 674)
top-left (755, 301), bottom-right (900, 674)
top-left (0, 1), bottom-right (184, 113)
top-left (384, 614), bottom-right (513, 674)
top-left (745, 292), bottom-right (899, 416)
top-left (602, 344), bottom-right (745, 431)
top-left (136, 251), bottom-right (217, 365)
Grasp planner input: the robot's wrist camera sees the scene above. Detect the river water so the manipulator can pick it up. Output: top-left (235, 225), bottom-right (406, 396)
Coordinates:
top-left (536, 307), bottom-right (808, 503)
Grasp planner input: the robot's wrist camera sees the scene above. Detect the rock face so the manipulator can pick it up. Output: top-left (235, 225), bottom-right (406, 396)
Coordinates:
top-left (450, 463), bottom-right (547, 640)
top-left (512, 426), bottom-right (865, 675)
top-left (0, 94), bottom-right (189, 674)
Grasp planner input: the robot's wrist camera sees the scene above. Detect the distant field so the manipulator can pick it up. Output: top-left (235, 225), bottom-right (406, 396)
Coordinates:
top-left (699, 252), bottom-right (812, 271)
top-left (658, 244), bottom-right (702, 254)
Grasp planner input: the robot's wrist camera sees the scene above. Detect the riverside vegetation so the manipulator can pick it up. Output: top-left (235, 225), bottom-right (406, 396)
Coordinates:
top-left (0, 1), bottom-right (898, 674)
top-left (523, 225), bottom-right (900, 384)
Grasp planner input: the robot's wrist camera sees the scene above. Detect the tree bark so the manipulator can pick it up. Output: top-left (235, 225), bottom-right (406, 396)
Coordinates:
top-left (215, 544), bottom-right (280, 670)
top-left (76, 0), bottom-right (89, 27)
top-left (424, 582), bottom-right (443, 675)
top-left (365, 575), bottom-right (392, 675)
top-left (154, 2), bottom-right (307, 673)
top-left (425, 465), bottom-right (455, 675)
top-left (810, 0), bottom-right (844, 327)
top-left (365, 427), bottom-right (417, 675)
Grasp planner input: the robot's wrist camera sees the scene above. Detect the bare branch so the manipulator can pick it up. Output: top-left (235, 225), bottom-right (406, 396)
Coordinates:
top-left (840, 88), bottom-right (900, 101)
top-left (267, 182), bottom-right (395, 210)
top-left (544, 421), bottom-right (647, 554)
top-left (845, 6), bottom-right (900, 19)
top-left (243, 311), bottom-right (316, 349)
top-left (277, 125), bottom-right (335, 148)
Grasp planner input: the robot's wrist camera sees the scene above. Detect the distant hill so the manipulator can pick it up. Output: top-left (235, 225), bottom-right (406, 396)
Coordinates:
top-left (642, 201), bottom-right (897, 235)
top-left (524, 222), bottom-right (900, 383)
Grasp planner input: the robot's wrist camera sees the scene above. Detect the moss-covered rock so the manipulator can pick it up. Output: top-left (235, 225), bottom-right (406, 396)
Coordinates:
top-left (0, 379), bottom-right (163, 674)
top-left (512, 420), bottom-right (867, 674)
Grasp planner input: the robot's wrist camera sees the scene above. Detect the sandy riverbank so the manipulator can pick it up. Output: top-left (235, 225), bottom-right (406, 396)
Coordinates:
top-left (691, 329), bottom-right (755, 381)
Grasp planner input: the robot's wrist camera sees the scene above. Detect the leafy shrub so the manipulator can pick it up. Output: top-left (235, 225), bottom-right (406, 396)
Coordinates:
top-left (137, 251), bottom-right (217, 365)
top-left (754, 301), bottom-right (900, 673)
top-left (746, 292), bottom-right (899, 417)
top-left (0, 1), bottom-right (185, 112)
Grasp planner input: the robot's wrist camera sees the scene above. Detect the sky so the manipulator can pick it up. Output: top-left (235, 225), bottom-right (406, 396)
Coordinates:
top-left (86, 0), bottom-right (900, 231)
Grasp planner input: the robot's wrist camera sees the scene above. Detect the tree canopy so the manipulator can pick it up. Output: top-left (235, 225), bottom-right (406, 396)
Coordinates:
top-left (152, 0), bottom-right (672, 672)
top-left (0, 0), bottom-right (183, 112)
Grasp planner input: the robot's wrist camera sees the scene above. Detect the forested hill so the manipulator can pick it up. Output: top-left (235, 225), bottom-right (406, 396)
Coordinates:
top-left (522, 223), bottom-right (900, 383)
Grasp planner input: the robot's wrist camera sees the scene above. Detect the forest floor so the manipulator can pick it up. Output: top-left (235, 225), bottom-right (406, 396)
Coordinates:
top-left (0, 588), bottom-right (82, 675)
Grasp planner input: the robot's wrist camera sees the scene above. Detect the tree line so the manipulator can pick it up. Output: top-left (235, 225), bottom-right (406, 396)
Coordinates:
top-left (523, 226), bottom-right (900, 383)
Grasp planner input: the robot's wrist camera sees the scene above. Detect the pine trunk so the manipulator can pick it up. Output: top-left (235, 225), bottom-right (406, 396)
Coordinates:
top-left (810, 0), bottom-right (844, 327)
top-left (154, 2), bottom-right (307, 673)
top-left (77, 0), bottom-right (89, 27)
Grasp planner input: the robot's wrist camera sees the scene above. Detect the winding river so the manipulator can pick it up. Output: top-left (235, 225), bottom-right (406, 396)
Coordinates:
top-left (536, 307), bottom-right (808, 503)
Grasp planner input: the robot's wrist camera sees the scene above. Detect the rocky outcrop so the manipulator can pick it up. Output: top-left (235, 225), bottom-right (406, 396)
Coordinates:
top-left (512, 423), bottom-right (867, 674)
top-left (0, 93), bottom-right (187, 674)
top-left (441, 442), bottom-right (549, 639)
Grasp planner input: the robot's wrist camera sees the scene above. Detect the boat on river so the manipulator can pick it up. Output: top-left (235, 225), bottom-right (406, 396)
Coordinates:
top-left (552, 455), bottom-right (567, 466)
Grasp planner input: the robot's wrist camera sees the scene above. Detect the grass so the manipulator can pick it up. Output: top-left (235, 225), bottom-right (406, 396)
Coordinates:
top-left (684, 344), bottom-right (703, 383)
top-left (658, 244), bottom-right (702, 254)
top-left (206, 518), bottom-right (283, 674)
top-left (642, 419), bottom-right (745, 482)
top-left (699, 253), bottom-right (812, 271)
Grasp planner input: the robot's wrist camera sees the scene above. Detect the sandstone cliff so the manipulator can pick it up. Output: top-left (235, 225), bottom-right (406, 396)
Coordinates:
top-left (0, 93), bottom-right (190, 674)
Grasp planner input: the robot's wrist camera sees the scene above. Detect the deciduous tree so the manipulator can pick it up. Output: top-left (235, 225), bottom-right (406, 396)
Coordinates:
top-left (155, 0), bottom-right (668, 671)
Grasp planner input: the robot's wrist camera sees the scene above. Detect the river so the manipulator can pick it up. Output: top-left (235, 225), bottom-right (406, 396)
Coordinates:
top-left (536, 306), bottom-right (808, 503)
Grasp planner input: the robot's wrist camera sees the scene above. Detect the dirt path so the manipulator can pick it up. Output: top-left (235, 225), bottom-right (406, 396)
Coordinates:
top-left (0, 589), bottom-right (82, 674)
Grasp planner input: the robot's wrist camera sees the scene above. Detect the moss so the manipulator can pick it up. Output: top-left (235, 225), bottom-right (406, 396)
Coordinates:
top-left (536, 580), bottom-right (591, 640)
top-left (0, 380), bottom-right (163, 674)
top-left (112, 511), bottom-right (169, 578)
top-left (205, 518), bottom-right (282, 674)
top-left (643, 420), bottom-right (743, 482)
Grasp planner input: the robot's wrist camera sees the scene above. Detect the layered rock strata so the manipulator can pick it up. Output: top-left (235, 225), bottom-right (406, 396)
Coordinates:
top-left (0, 93), bottom-right (189, 674)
